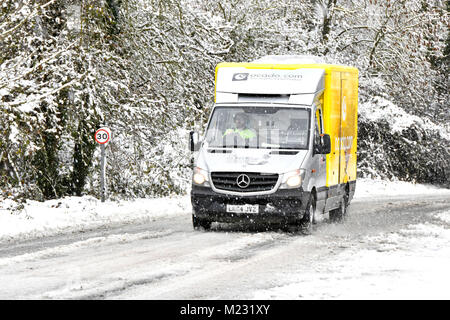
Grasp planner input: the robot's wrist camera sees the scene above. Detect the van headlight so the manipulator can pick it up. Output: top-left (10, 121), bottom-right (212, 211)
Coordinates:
top-left (280, 169), bottom-right (305, 189)
top-left (193, 167), bottom-right (210, 187)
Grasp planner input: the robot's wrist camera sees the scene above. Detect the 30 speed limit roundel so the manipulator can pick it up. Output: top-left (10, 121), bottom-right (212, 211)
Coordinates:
top-left (95, 127), bottom-right (111, 144)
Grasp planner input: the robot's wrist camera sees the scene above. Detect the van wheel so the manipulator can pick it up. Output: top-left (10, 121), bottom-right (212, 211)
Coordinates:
top-left (329, 195), bottom-right (347, 223)
top-left (300, 196), bottom-right (315, 234)
top-left (192, 215), bottom-right (212, 230)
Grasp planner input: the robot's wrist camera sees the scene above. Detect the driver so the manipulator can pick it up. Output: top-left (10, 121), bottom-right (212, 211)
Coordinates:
top-left (223, 112), bottom-right (256, 140)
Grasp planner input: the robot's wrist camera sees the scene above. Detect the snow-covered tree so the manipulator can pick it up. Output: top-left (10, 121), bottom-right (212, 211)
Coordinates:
top-left (1, 0), bottom-right (448, 201)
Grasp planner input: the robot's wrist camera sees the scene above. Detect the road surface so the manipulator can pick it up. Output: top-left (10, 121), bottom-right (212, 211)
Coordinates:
top-left (0, 194), bottom-right (449, 299)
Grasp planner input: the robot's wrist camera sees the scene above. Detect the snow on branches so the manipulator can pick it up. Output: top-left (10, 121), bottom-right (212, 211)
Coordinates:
top-left (1, 0), bottom-right (448, 201)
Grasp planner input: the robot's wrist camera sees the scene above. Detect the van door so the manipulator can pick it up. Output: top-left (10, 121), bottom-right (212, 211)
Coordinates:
top-left (316, 107), bottom-right (326, 185)
top-left (314, 106), bottom-right (327, 214)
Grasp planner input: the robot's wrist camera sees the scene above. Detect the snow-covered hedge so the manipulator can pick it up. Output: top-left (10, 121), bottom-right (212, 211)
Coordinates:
top-left (1, 0), bottom-right (448, 201)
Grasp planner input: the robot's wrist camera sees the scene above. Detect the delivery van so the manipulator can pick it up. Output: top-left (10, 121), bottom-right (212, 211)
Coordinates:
top-left (189, 55), bottom-right (358, 232)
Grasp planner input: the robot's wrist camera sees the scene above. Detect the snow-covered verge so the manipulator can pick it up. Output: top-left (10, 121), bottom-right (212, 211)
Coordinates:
top-left (0, 195), bottom-right (191, 243)
top-left (252, 218), bottom-right (450, 299)
top-left (0, 179), bottom-right (448, 243)
top-left (353, 178), bottom-right (450, 199)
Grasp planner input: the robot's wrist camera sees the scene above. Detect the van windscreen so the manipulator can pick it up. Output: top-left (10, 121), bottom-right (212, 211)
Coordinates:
top-left (205, 106), bottom-right (310, 150)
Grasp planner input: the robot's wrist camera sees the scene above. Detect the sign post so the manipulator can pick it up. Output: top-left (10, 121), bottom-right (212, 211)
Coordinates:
top-left (95, 127), bottom-right (111, 202)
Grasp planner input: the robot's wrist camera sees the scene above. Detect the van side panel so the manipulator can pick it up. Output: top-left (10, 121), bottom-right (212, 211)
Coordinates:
top-left (323, 68), bottom-right (358, 188)
top-left (339, 71), bottom-right (358, 185)
top-left (323, 70), bottom-right (341, 187)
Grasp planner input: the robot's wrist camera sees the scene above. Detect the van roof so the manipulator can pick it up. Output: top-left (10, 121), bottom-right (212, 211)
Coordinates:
top-left (215, 62), bottom-right (358, 74)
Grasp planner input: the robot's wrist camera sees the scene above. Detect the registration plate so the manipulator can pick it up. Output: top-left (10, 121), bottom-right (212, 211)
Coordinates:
top-left (226, 204), bottom-right (259, 214)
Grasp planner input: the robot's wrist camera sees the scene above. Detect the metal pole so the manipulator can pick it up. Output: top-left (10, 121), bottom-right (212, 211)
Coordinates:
top-left (100, 143), bottom-right (106, 202)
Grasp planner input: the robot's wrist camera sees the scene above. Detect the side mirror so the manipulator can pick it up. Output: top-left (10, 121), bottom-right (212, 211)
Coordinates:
top-left (189, 131), bottom-right (201, 152)
top-left (321, 134), bottom-right (331, 154)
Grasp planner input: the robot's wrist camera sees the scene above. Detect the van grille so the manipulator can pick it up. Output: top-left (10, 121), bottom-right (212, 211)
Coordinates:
top-left (211, 172), bottom-right (279, 193)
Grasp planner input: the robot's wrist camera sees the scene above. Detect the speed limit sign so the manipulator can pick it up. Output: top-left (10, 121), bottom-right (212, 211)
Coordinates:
top-left (96, 126), bottom-right (111, 202)
top-left (95, 127), bottom-right (111, 144)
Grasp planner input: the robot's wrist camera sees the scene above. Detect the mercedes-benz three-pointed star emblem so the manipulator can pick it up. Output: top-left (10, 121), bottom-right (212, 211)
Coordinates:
top-left (236, 174), bottom-right (251, 189)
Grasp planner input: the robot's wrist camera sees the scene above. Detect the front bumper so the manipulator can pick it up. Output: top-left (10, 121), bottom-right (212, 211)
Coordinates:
top-left (191, 185), bottom-right (311, 224)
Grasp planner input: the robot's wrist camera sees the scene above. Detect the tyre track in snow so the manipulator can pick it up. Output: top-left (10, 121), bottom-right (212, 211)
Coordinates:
top-left (0, 194), bottom-right (449, 299)
top-left (0, 218), bottom-right (294, 299)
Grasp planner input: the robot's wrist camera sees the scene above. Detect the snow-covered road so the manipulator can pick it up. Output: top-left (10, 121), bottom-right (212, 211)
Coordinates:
top-left (0, 179), bottom-right (449, 299)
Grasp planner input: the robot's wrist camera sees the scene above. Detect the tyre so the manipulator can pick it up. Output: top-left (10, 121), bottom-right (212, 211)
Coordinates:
top-left (192, 214), bottom-right (212, 230)
top-left (300, 195), bottom-right (315, 234)
top-left (329, 195), bottom-right (347, 223)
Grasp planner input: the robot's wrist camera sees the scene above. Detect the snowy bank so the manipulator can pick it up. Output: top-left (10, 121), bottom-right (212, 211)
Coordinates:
top-left (353, 178), bottom-right (450, 199)
top-left (359, 97), bottom-right (450, 138)
top-left (0, 196), bottom-right (191, 243)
